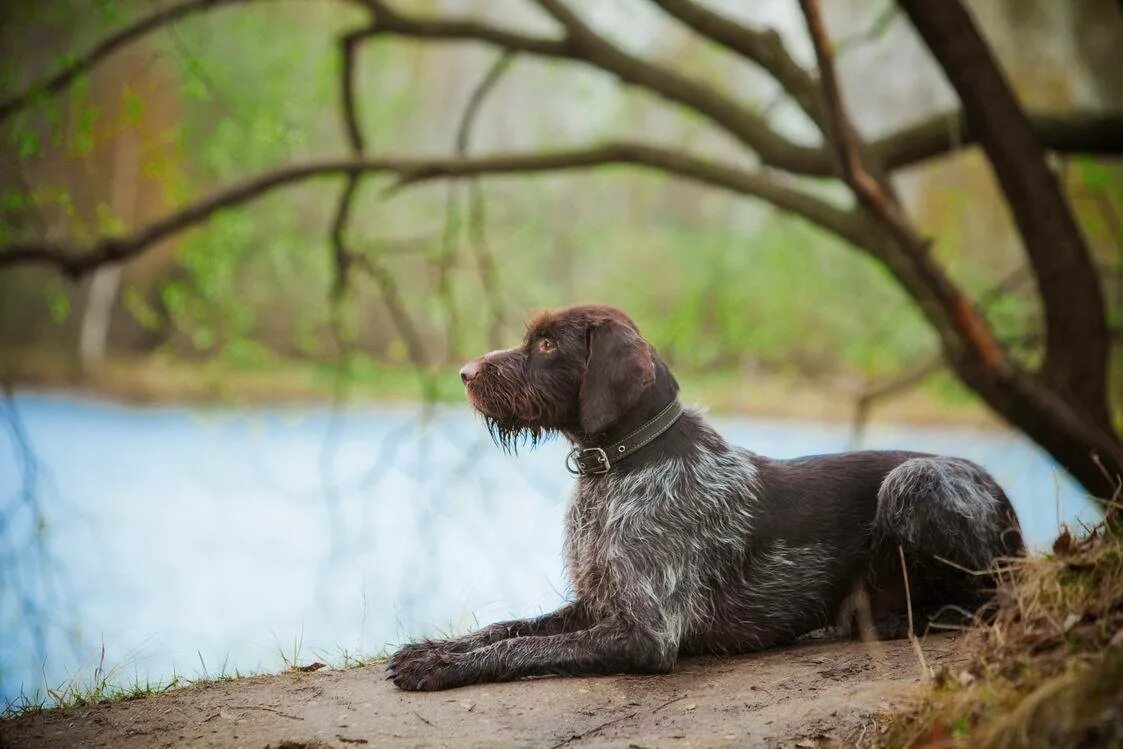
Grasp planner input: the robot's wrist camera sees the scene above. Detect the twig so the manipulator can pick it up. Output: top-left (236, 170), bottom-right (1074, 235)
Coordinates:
top-left (435, 51), bottom-right (514, 359)
top-left (799, 0), bottom-right (1006, 373)
top-left (549, 710), bottom-right (641, 748)
top-left (458, 52), bottom-right (514, 350)
top-left (649, 0), bottom-right (822, 126)
top-left (850, 357), bottom-right (943, 446)
top-left (0, 0), bottom-right (263, 123)
top-left (848, 265), bottom-right (1034, 442)
top-left (650, 693), bottom-right (689, 712)
top-left (897, 545), bottom-right (932, 681)
top-left (227, 704), bottom-right (305, 720)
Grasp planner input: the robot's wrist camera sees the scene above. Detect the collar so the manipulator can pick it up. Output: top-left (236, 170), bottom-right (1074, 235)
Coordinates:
top-left (565, 399), bottom-right (684, 476)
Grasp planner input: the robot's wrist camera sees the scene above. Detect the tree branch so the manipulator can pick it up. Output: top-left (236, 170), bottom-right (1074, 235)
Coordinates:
top-left (329, 17), bottom-right (433, 374)
top-left (0, 0), bottom-right (291, 123)
top-left (4, 0), bottom-right (1117, 180)
top-left (802, 0), bottom-right (1123, 502)
top-left (900, 0), bottom-right (1112, 429)
top-left (329, 27), bottom-right (370, 295)
top-left (647, 0), bottom-right (822, 126)
top-left (0, 144), bottom-right (856, 278)
top-left (367, 0), bottom-right (826, 173)
top-left (873, 110), bottom-right (1123, 171)
top-left (441, 51), bottom-right (516, 353)
top-left (799, 0), bottom-right (1006, 375)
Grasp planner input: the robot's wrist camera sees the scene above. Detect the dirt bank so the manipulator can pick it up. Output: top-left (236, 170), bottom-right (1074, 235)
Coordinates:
top-left (2, 633), bottom-right (967, 748)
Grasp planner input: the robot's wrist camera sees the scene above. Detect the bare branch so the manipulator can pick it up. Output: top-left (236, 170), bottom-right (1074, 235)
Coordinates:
top-left (901, 0), bottom-right (1112, 426)
top-left (350, 252), bottom-right (430, 370)
top-left (647, 0), bottom-right (822, 125)
top-left (0, 0), bottom-right (272, 122)
top-left (369, 0), bottom-right (1123, 176)
top-left (338, 30), bottom-right (369, 154)
top-left (463, 54), bottom-right (515, 349)
top-left (799, 0), bottom-right (1006, 373)
top-left (0, 143), bottom-right (856, 278)
top-left (329, 27), bottom-right (373, 296)
top-left (440, 51), bottom-right (517, 355)
top-left (850, 356), bottom-right (944, 445)
top-left (328, 15), bottom-right (435, 378)
top-left (849, 267), bottom-right (1034, 442)
top-left (454, 53), bottom-right (515, 154)
top-left (369, 0), bottom-right (826, 173)
top-left (874, 110), bottom-right (1123, 171)
top-left (5, 0), bottom-right (1117, 179)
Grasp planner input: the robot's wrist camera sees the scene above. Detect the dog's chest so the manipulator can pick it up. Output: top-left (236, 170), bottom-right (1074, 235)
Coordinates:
top-left (564, 481), bottom-right (610, 600)
top-left (563, 468), bottom-right (686, 608)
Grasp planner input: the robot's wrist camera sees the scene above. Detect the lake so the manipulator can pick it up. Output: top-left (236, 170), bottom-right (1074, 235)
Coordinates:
top-left (0, 393), bottom-right (1100, 706)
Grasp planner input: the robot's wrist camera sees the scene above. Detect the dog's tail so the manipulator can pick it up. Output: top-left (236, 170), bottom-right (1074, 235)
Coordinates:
top-left (874, 456), bottom-right (1022, 572)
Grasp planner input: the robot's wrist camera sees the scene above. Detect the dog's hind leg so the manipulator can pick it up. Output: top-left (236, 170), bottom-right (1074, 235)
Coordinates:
top-left (875, 456), bottom-right (1021, 568)
top-left (866, 456), bottom-right (1023, 633)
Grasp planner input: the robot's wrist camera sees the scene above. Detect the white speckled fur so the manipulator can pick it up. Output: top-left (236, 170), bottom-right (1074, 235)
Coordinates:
top-left (876, 456), bottom-right (1004, 568)
top-left (565, 411), bottom-right (768, 660)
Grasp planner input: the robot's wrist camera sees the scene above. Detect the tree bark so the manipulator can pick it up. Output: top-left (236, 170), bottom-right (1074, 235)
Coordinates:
top-left (900, 0), bottom-right (1113, 433)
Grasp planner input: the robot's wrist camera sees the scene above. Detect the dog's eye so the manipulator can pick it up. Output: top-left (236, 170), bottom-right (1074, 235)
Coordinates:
top-left (537, 338), bottom-right (556, 353)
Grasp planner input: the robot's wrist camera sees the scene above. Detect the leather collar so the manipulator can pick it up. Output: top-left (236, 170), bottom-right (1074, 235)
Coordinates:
top-left (566, 400), bottom-right (684, 476)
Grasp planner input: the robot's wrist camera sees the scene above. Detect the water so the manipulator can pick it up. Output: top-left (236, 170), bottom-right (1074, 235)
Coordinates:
top-left (0, 394), bottom-right (1100, 705)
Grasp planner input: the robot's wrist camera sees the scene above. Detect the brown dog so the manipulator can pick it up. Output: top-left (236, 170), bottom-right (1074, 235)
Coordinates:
top-left (387, 305), bottom-right (1022, 691)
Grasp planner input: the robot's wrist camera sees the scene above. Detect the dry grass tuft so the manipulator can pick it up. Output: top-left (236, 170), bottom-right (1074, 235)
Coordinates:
top-left (881, 511), bottom-right (1123, 748)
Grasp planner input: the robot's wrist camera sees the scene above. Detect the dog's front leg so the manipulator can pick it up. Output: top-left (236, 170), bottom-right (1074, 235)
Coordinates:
top-left (388, 620), bottom-right (674, 691)
top-left (390, 602), bottom-right (590, 664)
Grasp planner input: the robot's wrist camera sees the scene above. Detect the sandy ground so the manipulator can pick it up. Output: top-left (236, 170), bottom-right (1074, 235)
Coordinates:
top-left (1, 633), bottom-right (967, 748)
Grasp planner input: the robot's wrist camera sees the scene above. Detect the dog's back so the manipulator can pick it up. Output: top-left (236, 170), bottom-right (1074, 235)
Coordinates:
top-left (707, 449), bottom-right (1023, 649)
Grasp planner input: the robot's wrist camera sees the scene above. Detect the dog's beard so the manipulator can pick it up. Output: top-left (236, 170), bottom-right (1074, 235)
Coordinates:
top-left (483, 416), bottom-right (553, 454)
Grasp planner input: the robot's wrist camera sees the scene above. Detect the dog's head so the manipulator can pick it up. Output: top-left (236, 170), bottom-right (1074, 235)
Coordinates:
top-left (459, 305), bottom-right (662, 450)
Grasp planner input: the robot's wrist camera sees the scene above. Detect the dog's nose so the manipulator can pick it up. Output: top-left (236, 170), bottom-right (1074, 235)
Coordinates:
top-left (459, 361), bottom-right (481, 384)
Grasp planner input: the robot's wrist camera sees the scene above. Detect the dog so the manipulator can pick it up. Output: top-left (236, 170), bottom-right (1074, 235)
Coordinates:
top-left (387, 304), bottom-right (1023, 691)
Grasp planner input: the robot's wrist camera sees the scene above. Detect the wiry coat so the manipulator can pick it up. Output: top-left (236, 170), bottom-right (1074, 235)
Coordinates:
top-left (387, 305), bottom-right (1023, 691)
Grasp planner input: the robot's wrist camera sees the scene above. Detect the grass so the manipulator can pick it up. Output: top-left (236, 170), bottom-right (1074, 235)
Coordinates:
top-left (3, 612), bottom-right (535, 718)
top-left (4, 642), bottom-right (196, 717)
top-left (882, 511), bottom-right (1123, 748)
top-left (2, 637), bottom-right (392, 719)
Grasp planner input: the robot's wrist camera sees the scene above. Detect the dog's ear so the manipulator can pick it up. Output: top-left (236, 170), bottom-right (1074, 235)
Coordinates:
top-left (579, 319), bottom-right (655, 436)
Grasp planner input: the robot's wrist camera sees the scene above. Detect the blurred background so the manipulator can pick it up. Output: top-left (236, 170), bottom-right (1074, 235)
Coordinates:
top-left (0, 0), bottom-right (1120, 710)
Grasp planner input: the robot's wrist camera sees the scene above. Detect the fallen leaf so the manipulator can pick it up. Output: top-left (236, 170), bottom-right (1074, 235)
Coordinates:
top-left (298, 662), bottom-right (327, 672)
top-left (1053, 528), bottom-right (1074, 556)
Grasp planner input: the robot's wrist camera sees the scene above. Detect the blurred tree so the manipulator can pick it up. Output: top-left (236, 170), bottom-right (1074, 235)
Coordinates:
top-left (0, 0), bottom-right (1121, 507)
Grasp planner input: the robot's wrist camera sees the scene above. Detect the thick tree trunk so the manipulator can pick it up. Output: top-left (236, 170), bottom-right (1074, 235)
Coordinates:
top-left (899, 0), bottom-right (1113, 431)
top-left (959, 362), bottom-right (1123, 507)
top-left (894, 0), bottom-right (1121, 509)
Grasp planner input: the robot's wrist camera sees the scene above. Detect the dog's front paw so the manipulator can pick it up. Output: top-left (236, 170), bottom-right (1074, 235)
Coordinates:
top-left (386, 647), bottom-right (471, 691)
top-left (389, 639), bottom-right (448, 663)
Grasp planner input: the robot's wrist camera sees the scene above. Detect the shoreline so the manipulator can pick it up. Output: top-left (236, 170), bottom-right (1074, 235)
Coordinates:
top-left (1, 633), bottom-right (969, 747)
top-left (3, 351), bottom-right (1006, 431)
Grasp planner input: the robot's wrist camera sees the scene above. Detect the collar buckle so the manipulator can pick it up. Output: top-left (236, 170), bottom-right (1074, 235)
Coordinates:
top-left (566, 447), bottom-right (611, 476)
